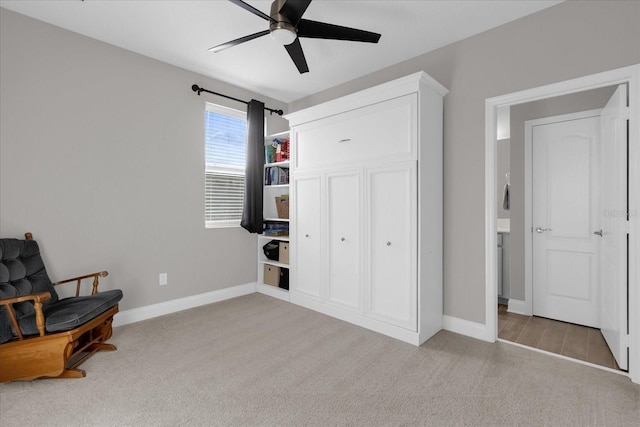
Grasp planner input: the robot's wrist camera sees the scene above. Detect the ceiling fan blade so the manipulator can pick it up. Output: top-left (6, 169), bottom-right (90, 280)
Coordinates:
top-left (228, 0), bottom-right (274, 22)
top-left (208, 30), bottom-right (270, 53)
top-left (284, 38), bottom-right (309, 74)
top-left (278, 0), bottom-right (312, 26)
top-left (297, 19), bottom-right (381, 43)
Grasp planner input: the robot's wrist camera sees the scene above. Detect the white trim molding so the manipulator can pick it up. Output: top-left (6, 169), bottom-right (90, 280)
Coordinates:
top-left (485, 64), bottom-right (640, 384)
top-left (442, 315), bottom-right (493, 342)
top-left (112, 282), bottom-right (257, 328)
top-left (507, 299), bottom-right (529, 316)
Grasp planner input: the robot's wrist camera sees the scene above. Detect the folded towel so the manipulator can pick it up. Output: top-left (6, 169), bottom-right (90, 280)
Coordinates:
top-left (502, 183), bottom-right (510, 211)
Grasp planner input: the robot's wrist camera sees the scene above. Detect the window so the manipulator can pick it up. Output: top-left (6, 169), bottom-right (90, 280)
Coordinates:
top-left (204, 103), bottom-right (247, 228)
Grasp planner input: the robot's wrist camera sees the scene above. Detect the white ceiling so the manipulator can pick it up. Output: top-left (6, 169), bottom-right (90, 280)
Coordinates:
top-left (0, 0), bottom-right (562, 103)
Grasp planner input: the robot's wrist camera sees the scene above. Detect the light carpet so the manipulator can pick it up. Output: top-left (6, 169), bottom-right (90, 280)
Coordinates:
top-left (1, 293), bottom-right (638, 426)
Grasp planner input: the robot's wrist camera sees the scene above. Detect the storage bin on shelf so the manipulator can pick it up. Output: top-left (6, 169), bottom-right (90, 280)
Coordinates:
top-left (263, 264), bottom-right (289, 290)
top-left (275, 195), bottom-right (289, 219)
top-left (263, 264), bottom-right (280, 286)
top-left (278, 242), bottom-right (289, 264)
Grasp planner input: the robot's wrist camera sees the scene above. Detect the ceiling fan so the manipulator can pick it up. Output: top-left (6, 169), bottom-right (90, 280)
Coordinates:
top-left (209, 0), bottom-right (381, 74)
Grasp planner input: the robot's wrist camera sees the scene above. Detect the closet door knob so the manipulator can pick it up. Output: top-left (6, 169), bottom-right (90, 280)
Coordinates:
top-left (386, 241), bottom-right (392, 246)
top-left (305, 234), bottom-right (310, 238)
top-left (341, 237), bottom-right (346, 242)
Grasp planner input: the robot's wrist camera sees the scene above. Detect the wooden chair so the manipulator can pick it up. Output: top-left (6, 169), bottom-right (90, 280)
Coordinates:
top-left (0, 233), bottom-right (123, 382)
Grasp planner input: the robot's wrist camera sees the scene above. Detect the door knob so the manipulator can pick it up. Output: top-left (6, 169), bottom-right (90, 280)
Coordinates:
top-left (341, 237), bottom-right (346, 242)
top-left (535, 227), bottom-right (551, 233)
top-left (594, 229), bottom-right (603, 237)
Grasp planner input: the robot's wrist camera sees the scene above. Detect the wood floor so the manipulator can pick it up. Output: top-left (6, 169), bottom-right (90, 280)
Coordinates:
top-left (498, 304), bottom-right (621, 371)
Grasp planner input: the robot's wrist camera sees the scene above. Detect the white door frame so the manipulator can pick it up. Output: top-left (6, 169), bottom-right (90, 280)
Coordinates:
top-left (524, 109), bottom-right (604, 319)
top-left (484, 64), bottom-right (640, 384)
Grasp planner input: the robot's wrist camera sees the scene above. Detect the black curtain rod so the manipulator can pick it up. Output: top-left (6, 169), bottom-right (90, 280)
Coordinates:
top-left (191, 84), bottom-right (283, 116)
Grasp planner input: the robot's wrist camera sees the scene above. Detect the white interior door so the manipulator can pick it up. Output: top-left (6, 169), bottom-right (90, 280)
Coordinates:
top-left (532, 114), bottom-right (601, 328)
top-left (327, 170), bottom-right (362, 311)
top-left (599, 84), bottom-right (629, 370)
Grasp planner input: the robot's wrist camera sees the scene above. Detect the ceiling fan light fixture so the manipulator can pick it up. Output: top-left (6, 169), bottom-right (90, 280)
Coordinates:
top-left (270, 27), bottom-right (297, 46)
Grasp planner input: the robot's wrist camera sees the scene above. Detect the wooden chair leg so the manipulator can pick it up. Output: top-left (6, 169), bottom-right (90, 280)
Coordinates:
top-left (58, 368), bottom-right (86, 379)
top-left (88, 343), bottom-right (117, 352)
top-left (45, 368), bottom-right (86, 379)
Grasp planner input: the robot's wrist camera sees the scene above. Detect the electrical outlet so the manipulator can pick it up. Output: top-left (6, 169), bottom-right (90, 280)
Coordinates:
top-left (159, 273), bottom-right (168, 286)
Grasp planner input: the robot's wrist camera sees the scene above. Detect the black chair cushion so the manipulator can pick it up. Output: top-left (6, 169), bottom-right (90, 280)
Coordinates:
top-left (14, 290), bottom-right (123, 337)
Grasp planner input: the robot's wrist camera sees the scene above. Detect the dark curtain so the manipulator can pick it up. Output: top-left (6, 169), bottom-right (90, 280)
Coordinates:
top-left (240, 99), bottom-right (265, 233)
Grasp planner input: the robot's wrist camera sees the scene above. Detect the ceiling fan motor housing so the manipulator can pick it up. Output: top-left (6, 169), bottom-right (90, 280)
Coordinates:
top-left (269, 0), bottom-right (297, 44)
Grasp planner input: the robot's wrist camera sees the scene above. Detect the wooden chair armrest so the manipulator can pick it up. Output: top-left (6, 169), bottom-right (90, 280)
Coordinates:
top-left (53, 271), bottom-right (108, 296)
top-left (0, 292), bottom-right (52, 306)
top-left (0, 292), bottom-right (51, 340)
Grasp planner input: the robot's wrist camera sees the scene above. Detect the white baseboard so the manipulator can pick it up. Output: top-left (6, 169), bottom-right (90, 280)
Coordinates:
top-left (112, 282), bottom-right (257, 328)
top-left (112, 285), bottom-right (492, 345)
top-left (442, 314), bottom-right (493, 342)
top-left (256, 283), bottom-right (290, 302)
top-left (507, 299), bottom-right (531, 316)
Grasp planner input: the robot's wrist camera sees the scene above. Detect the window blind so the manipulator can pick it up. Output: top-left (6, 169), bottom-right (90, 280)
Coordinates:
top-left (204, 103), bottom-right (247, 227)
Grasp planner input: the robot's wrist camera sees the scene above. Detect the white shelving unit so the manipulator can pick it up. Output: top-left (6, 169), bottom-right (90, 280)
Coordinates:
top-left (257, 132), bottom-right (290, 302)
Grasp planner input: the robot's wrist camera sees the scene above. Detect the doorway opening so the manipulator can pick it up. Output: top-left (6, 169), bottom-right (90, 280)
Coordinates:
top-left (499, 101), bottom-right (625, 372)
top-left (484, 65), bottom-right (640, 384)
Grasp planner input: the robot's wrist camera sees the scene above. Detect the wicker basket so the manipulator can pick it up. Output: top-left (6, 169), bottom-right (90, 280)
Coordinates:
top-left (275, 195), bottom-right (289, 219)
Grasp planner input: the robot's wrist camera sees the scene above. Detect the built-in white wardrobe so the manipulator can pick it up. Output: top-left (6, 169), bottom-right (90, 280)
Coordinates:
top-left (285, 72), bottom-right (448, 346)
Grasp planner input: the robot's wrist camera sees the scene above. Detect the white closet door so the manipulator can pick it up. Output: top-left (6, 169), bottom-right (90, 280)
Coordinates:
top-left (293, 174), bottom-right (322, 299)
top-left (365, 163), bottom-right (417, 331)
top-left (326, 169), bottom-right (363, 312)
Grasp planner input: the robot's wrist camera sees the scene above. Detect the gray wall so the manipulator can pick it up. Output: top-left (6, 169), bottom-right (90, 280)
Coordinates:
top-left (289, 0), bottom-right (640, 324)
top-left (0, 9), bottom-right (288, 309)
top-left (508, 85), bottom-right (616, 301)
